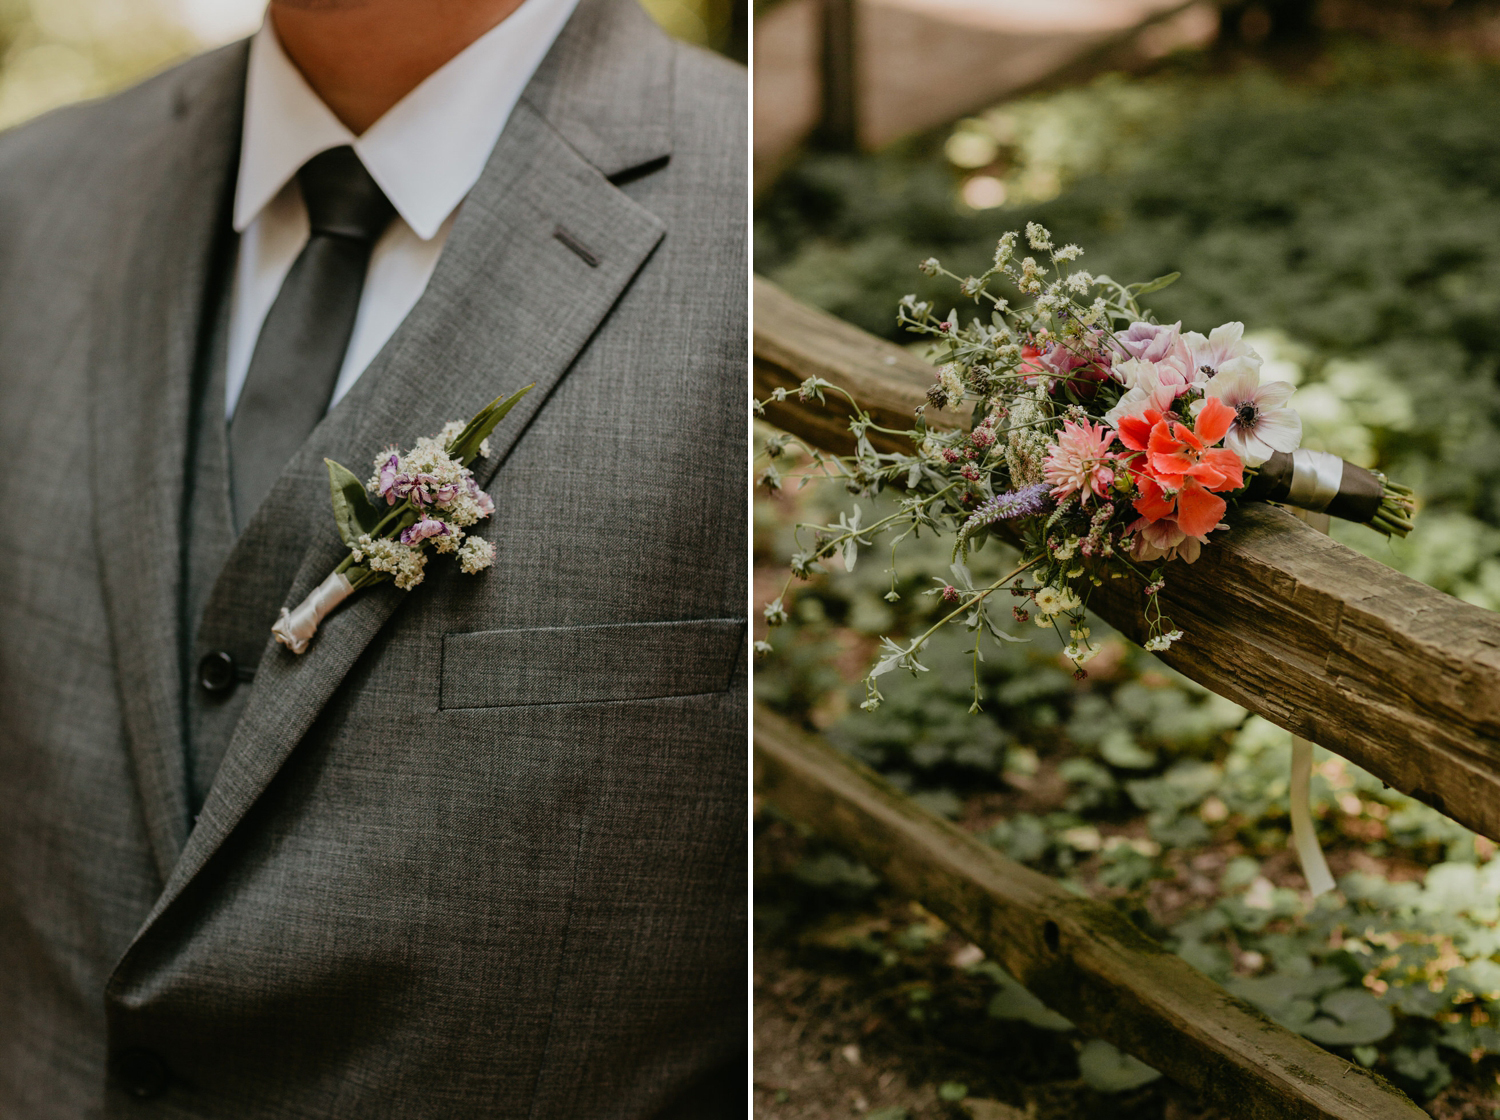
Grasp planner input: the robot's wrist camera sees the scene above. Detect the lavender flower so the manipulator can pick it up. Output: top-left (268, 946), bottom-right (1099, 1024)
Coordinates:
top-left (970, 483), bottom-right (1051, 525)
top-left (954, 483), bottom-right (1051, 559)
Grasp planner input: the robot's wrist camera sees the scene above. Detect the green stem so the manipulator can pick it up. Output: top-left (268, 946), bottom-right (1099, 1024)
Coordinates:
top-left (901, 556), bottom-right (1041, 656)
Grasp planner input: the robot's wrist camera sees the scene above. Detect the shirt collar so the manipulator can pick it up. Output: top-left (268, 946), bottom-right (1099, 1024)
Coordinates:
top-left (233, 0), bottom-right (582, 240)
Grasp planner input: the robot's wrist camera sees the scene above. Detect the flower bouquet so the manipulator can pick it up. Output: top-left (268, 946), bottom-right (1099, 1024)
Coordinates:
top-left (755, 225), bottom-right (1414, 713)
top-left (271, 385), bottom-right (532, 654)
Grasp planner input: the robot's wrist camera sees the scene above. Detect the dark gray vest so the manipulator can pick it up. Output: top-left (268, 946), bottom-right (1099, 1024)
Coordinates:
top-left (181, 230), bottom-right (331, 815)
top-left (181, 249), bottom-right (252, 814)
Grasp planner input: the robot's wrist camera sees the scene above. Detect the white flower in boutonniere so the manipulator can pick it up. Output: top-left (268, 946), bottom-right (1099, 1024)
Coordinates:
top-left (271, 384), bottom-right (533, 654)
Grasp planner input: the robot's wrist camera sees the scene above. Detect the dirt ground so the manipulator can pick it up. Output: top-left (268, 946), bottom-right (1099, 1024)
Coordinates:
top-left (752, 812), bottom-right (1500, 1120)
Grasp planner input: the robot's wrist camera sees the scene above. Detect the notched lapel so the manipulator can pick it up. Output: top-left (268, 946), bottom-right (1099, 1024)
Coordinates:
top-left (86, 45), bottom-right (247, 884)
top-left (127, 28), bottom-right (674, 938)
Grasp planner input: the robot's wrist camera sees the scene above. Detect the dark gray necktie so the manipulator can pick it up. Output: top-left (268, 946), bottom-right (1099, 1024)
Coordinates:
top-left (228, 145), bottom-right (396, 528)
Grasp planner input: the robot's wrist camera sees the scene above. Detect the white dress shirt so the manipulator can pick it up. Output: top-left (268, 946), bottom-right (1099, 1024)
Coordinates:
top-left (225, 0), bottom-right (581, 420)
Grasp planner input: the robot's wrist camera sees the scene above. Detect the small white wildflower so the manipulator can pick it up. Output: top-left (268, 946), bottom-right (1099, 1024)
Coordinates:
top-left (1055, 244), bottom-right (1083, 262)
top-left (432, 526), bottom-right (464, 554)
top-left (359, 537), bottom-right (428, 591)
top-left (1034, 587), bottom-right (1062, 616)
top-left (994, 231), bottom-right (1017, 267)
top-left (1065, 270), bottom-right (1093, 294)
top-left (441, 488), bottom-right (487, 528)
top-left (439, 419), bottom-right (465, 447)
top-left (1025, 222), bottom-right (1053, 251)
top-left (1053, 538), bottom-right (1078, 561)
top-left (1017, 257), bottom-right (1043, 295)
top-left (458, 535), bottom-right (496, 574)
top-left (1063, 642), bottom-right (1100, 664)
top-left (1055, 586), bottom-right (1082, 613)
top-left (1144, 629), bottom-right (1184, 653)
top-left (937, 363), bottom-right (964, 404)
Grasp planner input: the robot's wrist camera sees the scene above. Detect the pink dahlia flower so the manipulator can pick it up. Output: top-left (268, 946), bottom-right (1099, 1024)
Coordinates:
top-left (1043, 419), bottom-right (1117, 504)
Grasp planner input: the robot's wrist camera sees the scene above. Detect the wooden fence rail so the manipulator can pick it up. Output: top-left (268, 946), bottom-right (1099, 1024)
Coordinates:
top-left (754, 276), bottom-right (1500, 842)
top-left (756, 707), bottom-right (1427, 1120)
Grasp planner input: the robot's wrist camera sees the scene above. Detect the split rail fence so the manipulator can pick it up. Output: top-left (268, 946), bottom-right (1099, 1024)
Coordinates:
top-left (752, 276), bottom-right (1500, 1120)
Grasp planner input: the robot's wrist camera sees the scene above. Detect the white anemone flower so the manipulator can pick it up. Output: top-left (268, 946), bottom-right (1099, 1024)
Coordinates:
top-left (1197, 366), bottom-right (1302, 466)
top-left (1184, 321), bottom-right (1262, 386)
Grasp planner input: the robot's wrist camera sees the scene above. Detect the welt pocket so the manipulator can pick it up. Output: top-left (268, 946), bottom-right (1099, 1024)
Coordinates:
top-left (439, 618), bottom-right (746, 710)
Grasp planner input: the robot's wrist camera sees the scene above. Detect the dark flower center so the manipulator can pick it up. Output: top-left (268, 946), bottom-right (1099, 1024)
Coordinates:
top-left (1235, 401), bottom-right (1259, 430)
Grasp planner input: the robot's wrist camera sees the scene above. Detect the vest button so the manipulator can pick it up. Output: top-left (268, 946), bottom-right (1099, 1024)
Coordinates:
top-left (113, 1047), bottom-right (170, 1099)
top-left (198, 650), bottom-right (237, 693)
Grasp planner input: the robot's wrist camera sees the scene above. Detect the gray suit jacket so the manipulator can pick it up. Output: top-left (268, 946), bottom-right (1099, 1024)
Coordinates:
top-left (0, 0), bottom-right (747, 1115)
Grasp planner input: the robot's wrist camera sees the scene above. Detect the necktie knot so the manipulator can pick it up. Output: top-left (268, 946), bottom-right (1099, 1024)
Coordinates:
top-left (297, 146), bottom-right (395, 242)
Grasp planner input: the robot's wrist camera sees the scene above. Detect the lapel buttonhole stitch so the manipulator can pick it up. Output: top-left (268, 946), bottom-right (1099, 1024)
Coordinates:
top-left (552, 225), bottom-right (601, 268)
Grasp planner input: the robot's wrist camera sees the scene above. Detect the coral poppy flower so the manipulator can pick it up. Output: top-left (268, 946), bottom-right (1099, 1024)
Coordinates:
top-left (1119, 398), bottom-right (1244, 538)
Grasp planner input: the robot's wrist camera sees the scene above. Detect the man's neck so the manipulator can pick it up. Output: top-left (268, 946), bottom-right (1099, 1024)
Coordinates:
top-left (269, 0), bottom-right (530, 135)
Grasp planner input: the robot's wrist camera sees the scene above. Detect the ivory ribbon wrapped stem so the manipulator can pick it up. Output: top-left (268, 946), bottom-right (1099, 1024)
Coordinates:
top-left (272, 571), bottom-right (355, 655)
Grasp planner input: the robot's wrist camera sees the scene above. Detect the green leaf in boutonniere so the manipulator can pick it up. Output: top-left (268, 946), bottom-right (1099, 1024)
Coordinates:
top-left (326, 458), bottom-right (382, 546)
top-left (447, 384), bottom-right (534, 466)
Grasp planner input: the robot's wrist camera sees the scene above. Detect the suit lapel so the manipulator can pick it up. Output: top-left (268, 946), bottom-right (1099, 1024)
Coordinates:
top-left (87, 45), bottom-right (248, 884)
top-left (131, 0), bottom-right (675, 930)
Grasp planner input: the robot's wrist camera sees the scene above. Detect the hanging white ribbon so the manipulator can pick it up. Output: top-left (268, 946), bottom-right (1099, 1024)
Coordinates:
top-left (1289, 733), bottom-right (1336, 896)
top-left (1286, 503), bottom-right (1336, 896)
top-left (271, 571), bottom-right (354, 655)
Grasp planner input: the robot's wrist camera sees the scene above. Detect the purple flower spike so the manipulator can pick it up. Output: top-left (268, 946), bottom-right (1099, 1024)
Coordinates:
top-left (971, 483), bottom-right (1052, 525)
top-left (400, 518), bottom-right (450, 545)
top-left (957, 482), bottom-right (1053, 555)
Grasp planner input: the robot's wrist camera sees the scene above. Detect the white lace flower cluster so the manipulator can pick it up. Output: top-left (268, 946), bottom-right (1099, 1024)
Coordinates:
top-left (351, 535), bottom-right (429, 591)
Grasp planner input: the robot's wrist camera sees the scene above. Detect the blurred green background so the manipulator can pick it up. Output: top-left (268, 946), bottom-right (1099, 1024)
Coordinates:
top-left (755, 6), bottom-right (1500, 1118)
top-left (0, 0), bottom-right (744, 134)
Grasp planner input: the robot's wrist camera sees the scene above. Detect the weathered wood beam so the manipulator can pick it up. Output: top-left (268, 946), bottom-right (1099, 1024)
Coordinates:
top-left (754, 276), bottom-right (1500, 841)
top-left (756, 708), bottom-right (1425, 1120)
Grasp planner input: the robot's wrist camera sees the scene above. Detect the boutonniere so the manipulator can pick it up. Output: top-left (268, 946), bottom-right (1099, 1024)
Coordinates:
top-left (272, 384), bottom-right (534, 654)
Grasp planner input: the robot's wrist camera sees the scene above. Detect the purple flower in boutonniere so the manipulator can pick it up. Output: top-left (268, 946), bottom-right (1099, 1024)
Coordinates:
top-left (466, 477), bottom-right (495, 517)
top-left (269, 384), bottom-right (534, 655)
top-left (400, 518), bottom-right (450, 546)
top-left (375, 452), bottom-right (401, 502)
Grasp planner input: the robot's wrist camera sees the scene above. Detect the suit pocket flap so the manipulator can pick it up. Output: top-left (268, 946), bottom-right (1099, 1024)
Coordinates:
top-left (440, 618), bottom-right (746, 710)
